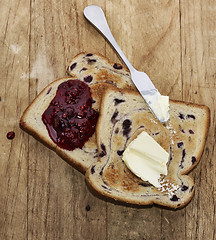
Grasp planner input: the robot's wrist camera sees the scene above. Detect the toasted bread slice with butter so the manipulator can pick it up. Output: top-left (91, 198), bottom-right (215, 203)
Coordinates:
top-left (85, 88), bottom-right (210, 208)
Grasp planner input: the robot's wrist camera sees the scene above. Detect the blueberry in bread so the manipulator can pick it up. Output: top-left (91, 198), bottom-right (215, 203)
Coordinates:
top-left (85, 87), bottom-right (210, 208)
top-left (20, 53), bottom-right (136, 173)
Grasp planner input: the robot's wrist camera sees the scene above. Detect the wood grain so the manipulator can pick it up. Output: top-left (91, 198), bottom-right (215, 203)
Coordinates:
top-left (0, 0), bottom-right (215, 239)
top-left (180, 1), bottom-right (216, 239)
top-left (0, 0), bottom-right (30, 239)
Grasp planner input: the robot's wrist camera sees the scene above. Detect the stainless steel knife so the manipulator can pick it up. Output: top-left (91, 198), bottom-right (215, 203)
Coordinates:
top-left (84, 5), bottom-right (169, 123)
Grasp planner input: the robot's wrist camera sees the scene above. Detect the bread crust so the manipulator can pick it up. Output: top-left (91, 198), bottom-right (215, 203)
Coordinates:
top-left (85, 173), bottom-right (194, 209)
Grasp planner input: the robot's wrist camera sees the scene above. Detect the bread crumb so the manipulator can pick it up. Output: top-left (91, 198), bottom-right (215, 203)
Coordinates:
top-left (166, 121), bottom-right (176, 146)
top-left (150, 118), bottom-right (158, 124)
top-left (164, 216), bottom-right (170, 224)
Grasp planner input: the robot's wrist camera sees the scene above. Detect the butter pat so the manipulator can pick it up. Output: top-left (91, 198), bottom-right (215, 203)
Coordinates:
top-left (144, 91), bottom-right (169, 123)
top-left (122, 131), bottom-right (169, 188)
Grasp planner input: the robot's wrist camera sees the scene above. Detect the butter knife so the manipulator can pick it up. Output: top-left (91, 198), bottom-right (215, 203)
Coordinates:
top-left (84, 5), bottom-right (169, 123)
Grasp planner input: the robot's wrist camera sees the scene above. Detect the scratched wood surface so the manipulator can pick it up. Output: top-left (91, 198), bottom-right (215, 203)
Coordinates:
top-left (0, 0), bottom-right (215, 239)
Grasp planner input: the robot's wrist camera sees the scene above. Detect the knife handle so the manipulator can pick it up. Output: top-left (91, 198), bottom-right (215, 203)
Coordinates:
top-left (84, 5), bottom-right (135, 72)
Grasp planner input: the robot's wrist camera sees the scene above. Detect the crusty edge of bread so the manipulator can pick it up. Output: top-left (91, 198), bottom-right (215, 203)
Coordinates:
top-left (85, 174), bottom-right (195, 209)
top-left (66, 52), bottom-right (130, 76)
top-left (20, 77), bottom-right (87, 174)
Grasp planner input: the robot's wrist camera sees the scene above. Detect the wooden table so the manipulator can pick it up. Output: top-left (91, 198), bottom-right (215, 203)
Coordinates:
top-left (1, 1), bottom-right (215, 239)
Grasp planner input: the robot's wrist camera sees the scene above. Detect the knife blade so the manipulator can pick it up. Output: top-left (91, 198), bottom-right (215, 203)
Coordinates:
top-left (84, 5), bottom-right (170, 123)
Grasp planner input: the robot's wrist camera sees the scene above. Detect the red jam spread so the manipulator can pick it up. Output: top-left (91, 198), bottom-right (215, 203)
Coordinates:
top-left (42, 79), bottom-right (98, 150)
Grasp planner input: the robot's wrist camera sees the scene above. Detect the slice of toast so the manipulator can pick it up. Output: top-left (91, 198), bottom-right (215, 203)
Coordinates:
top-left (20, 53), bottom-right (136, 173)
top-left (85, 88), bottom-right (210, 208)
top-left (20, 77), bottom-right (100, 172)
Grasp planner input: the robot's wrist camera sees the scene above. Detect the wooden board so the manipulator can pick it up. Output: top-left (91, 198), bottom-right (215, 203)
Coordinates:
top-left (0, 0), bottom-right (215, 239)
